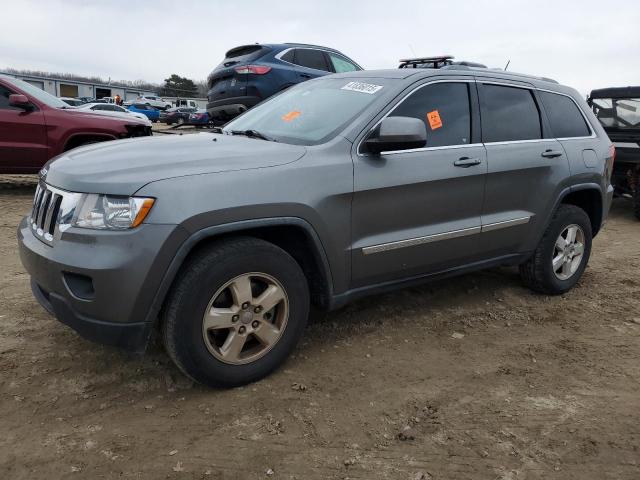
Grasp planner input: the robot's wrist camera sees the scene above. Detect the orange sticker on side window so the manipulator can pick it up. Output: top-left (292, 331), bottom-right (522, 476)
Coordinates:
top-left (427, 110), bottom-right (443, 130)
top-left (282, 110), bottom-right (301, 122)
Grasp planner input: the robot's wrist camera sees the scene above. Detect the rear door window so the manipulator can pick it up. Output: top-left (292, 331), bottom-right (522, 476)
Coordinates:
top-left (480, 84), bottom-right (541, 142)
top-left (540, 91), bottom-right (591, 138)
top-left (389, 82), bottom-right (472, 147)
top-left (293, 49), bottom-right (330, 71)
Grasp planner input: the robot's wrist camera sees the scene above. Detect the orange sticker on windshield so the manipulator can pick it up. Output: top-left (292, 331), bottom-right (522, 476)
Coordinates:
top-left (427, 110), bottom-right (442, 130)
top-left (282, 110), bottom-right (301, 122)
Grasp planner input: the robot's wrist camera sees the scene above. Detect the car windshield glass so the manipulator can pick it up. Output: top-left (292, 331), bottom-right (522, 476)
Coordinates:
top-left (223, 77), bottom-right (392, 145)
top-left (591, 98), bottom-right (640, 129)
top-left (3, 76), bottom-right (68, 108)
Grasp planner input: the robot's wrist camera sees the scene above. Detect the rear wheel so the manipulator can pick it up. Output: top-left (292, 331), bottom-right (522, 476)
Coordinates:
top-left (162, 237), bottom-right (309, 388)
top-left (520, 204), bottom-right (592, 295)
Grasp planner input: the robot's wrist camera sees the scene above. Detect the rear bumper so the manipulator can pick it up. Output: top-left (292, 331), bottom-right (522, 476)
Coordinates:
top-left (206, 96), bottom-right (261, 118)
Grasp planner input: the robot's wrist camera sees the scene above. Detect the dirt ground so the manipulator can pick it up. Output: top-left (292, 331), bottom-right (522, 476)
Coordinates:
top-left (1, 175), bottom-right (639, 480)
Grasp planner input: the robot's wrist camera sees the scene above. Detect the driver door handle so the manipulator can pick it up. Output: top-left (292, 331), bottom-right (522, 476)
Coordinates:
top-left (454, 157), bottom-right (482, 167)
top-left (541, 149), bottom-right (563, 158)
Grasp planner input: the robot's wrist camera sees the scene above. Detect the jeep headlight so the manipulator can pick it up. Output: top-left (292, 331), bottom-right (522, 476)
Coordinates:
top-left (73, 194), bottom-right (155, 230)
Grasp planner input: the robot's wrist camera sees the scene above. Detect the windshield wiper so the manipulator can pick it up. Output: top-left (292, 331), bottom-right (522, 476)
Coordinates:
top-left (229, 129), bottom-right (277, 142)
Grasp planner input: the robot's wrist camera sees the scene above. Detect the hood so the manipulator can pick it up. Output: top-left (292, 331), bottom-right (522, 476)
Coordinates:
top-left (43, 133), bottom-right (307, 195)
top-left (76, 108), bottom-right (152, 126)
top-left (63, 107), bottom-right (148, 126)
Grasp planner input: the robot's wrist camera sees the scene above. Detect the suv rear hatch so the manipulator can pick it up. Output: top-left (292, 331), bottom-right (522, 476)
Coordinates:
top-left (207, 45), bottom-right (271, 101)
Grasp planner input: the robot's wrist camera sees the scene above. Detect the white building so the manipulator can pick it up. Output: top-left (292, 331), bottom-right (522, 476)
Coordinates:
top-left (0, 71), bottom-right (157, 101)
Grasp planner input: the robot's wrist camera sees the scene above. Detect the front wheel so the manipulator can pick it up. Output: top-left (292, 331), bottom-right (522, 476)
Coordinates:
top-left (162, 237), bottom-right (309, 388)
top-left (520, 204), bottom-right (592, 295)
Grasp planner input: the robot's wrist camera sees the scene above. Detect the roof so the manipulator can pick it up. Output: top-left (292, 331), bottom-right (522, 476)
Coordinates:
top-left (329, 67), bottom-right (560, 86)
top-left (229, 43), bottom-right (344, 54)
top-left (589, 86), bottom-right (640, 99)
top-left (330, 69), bottom-right (424, 79)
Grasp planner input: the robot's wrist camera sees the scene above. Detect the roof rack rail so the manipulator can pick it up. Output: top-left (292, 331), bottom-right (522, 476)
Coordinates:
top-left (283, 42), bottom-right (337, 51)
top-left (398, 55), bottom-right (487, 69)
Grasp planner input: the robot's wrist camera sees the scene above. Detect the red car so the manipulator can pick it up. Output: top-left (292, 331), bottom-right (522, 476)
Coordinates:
top-left (0, 74), bottom-right (151, 174)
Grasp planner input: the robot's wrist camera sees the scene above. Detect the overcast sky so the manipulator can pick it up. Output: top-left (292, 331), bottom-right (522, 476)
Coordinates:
top-left (1, 0), bottom-right (638, 94)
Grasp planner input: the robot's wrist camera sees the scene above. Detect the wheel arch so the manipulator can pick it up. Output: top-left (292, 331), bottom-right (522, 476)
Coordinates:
top-left (559, 183), bottom-right (604, 236)
top-left (145, 217), bottom-right (334, 327)
top-left (63, 132), bottom-right (117, 152)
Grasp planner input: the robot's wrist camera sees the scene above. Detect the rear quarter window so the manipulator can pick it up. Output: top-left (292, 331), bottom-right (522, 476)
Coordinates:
top-left (540, 91), bottom-right (591, 138)
top-left (293, 49), bottom-right (331, 72)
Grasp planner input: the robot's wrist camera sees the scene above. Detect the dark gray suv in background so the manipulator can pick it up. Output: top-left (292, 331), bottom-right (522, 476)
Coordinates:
top-left (18, 67), bottom-right (614, 387)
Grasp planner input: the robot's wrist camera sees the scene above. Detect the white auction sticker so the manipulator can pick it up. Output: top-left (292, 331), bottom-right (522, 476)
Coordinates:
top-left (341, 82), bottom-right (384, 94)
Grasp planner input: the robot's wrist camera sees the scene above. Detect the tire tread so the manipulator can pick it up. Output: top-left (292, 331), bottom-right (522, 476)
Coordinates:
top-left (519, 204), bottom-right (592, 295)
top-left (162, 236), bottom-right (308, 387)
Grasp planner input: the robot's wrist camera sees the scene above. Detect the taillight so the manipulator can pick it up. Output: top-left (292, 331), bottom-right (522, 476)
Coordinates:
top-left (234, 65), bottom-right (271, 75)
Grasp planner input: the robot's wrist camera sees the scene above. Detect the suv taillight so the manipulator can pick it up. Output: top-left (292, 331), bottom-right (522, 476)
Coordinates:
top-left (234, 65), bottom-right (272, 75)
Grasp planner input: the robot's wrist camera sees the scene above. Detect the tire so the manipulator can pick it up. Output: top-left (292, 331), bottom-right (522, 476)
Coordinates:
top-left (162, 237), bottom-right (310, 388)
top-left (519, 204), bottom-right (592, 295)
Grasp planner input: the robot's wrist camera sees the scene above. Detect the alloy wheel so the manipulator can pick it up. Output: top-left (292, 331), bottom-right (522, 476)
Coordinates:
top-left (552, 224), bottom-right (585, 280)
top-left (202, 272), bottom-right (289, 365)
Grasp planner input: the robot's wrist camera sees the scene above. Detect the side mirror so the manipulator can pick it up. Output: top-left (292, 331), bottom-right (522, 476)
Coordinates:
top-left (364, 116), bottom-right (427, 154)
top-left (9, 94), bottom-right (32, 110)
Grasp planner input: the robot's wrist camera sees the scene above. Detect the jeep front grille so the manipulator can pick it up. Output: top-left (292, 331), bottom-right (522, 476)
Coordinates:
top-left (30, 183), bottom-right (81, 245)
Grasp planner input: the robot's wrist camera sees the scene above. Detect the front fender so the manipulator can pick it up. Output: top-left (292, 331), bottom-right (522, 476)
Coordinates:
top-left (140, 217), bottom-right (334, 326)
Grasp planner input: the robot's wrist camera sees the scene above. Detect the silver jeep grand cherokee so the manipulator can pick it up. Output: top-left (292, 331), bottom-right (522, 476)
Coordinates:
top-left (18, 67), bottom-right (614, 387)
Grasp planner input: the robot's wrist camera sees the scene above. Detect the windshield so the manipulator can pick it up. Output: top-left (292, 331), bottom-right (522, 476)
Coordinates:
top-left (223, 77), bottom-right (393, 145)
top-left (591, 97), bottom-right (640, 129)
top-left (3, 76), bottom-right (68, 108)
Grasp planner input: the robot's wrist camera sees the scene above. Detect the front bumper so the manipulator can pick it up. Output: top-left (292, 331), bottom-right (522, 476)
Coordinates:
top-left (18, 216), bottom-right (186, 351)
top-left (30, 278), bottom-right (151, 350)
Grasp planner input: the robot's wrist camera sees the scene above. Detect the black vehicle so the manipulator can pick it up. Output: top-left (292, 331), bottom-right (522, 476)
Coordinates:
top-left (588, 87), bottom-right (640, 219)
top-left (160, 107), bottom-right (197, 125)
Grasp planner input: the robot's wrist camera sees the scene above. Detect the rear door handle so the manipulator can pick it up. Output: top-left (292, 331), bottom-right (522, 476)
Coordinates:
top-left (300, 73), bottom-right (312, 78)
top-left (541, 149), bottom-right (563, 158)
top-left (454, 157), bottom-right (482, 167)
